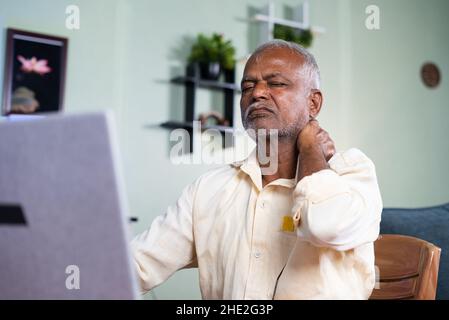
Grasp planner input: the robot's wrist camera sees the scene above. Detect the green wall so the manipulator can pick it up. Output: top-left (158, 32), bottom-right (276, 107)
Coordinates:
top-left (348, 0), bottom-right (449, 208)
top-left (1, 0), bottom-right (448, 299)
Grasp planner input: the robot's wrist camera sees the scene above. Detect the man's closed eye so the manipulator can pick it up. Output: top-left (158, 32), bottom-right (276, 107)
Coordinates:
top-left (269, 82), bottom-right (287, 87)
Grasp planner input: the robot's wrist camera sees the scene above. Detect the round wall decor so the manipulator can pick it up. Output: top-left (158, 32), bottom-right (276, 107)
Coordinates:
top-left (421, 62), bottom-right (441, 88)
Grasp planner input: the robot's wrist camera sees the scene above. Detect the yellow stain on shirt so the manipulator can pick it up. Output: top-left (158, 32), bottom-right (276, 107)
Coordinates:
top-left (281, 216), bottom-right (295, 232)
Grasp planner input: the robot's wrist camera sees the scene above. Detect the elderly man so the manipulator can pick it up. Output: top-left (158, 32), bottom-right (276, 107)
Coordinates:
top-left (131, 40), bottom-right (382, 300)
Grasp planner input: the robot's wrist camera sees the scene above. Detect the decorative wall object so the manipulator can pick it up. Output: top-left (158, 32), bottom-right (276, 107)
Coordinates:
top-left (2, 28), bottom-right (68, 115)
top-left (198, 111), bottom-right (230, 127)
top-left (421, 62), bottom-right (441, 89)
top-left (251, 1), bottom-right (325, 47)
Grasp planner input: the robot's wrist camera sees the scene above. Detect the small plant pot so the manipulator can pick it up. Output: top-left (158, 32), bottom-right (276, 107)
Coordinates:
top-left (199, 62), bottom-right (221, 80)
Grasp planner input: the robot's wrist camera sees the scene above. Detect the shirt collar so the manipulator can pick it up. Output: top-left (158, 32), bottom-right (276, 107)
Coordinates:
top-left (232, 147), bottom-right (298, 191)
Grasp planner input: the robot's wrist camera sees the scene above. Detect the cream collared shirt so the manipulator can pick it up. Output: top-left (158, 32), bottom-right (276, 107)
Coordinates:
top-left (131, 148), bottom-right (383, 299)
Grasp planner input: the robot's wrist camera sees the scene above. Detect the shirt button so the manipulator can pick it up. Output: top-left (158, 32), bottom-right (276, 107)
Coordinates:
top-left (254, 252), bottom-right (261, 259)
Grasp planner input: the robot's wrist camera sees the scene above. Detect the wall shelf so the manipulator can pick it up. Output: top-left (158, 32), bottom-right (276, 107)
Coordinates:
top-left (160, 64), bottom-right (239, 152)
top-left (171, 76), bottom-right (240, 92)
top-left (161, 120), bottom-right (235, 134)
top-left (251, 1), bottom-right (326, 44)
top-left (252, 14), bottom-right (326, 34)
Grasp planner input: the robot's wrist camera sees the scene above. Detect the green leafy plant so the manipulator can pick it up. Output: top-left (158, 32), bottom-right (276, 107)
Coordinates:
top-left (273, 25), bottom-right (313, 48)
top-left (188, 33), bottom-right (236, 70)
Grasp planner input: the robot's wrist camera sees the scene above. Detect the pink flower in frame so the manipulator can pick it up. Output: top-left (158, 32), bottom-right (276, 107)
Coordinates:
top-left (17, 55), bottom-right (52, 75)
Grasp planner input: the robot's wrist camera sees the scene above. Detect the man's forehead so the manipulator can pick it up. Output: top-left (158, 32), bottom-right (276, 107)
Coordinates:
top-left (243, 47), bottom-right (304, 76)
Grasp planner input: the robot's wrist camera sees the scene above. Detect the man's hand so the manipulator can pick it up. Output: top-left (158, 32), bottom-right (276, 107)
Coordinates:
top-left (296, 119), bottom-right (336, 181)
top-left (297, 119), bottom-right (336, 162)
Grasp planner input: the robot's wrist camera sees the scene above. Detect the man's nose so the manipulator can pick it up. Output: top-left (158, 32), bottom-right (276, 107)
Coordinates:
top-left (252, 81), bottom-right (269, 100)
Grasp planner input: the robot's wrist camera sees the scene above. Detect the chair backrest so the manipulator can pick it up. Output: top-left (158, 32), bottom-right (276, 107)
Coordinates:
top-left (370, 234), bottom-right (441, 300)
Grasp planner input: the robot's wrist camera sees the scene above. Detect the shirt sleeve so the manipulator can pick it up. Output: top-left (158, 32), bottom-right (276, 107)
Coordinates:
top-left (130, 179), bottom-right (198, 293)
top-left (292, 148), bottom-right (383, 251)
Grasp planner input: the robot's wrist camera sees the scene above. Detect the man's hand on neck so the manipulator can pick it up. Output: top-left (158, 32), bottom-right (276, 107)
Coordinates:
top-left (296, 119), bottom-right (336, 182)
top-left (256, 119), bottom-right (335, 188)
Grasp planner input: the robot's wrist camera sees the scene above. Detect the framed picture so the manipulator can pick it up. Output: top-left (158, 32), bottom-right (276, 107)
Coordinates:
top-left (2, 28), bottom-right (68, 115)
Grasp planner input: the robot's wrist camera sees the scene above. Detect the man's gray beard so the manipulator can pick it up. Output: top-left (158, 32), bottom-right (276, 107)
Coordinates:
top-left (243, 119), bottom-right (301, 141)
top-left (277, 121), bottom-right (302, 140)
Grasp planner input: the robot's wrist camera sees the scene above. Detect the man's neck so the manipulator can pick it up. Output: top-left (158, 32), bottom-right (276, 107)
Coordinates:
top-left (257, 140), bottom-right (298, 188)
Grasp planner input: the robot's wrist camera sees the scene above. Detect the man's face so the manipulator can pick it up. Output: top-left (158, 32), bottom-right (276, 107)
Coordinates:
top-left (240, 47), bottom-right (310, 139)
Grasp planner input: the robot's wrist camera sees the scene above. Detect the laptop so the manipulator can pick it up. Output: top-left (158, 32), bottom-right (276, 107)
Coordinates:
top-left (0, 112), bottom-right (140, 299)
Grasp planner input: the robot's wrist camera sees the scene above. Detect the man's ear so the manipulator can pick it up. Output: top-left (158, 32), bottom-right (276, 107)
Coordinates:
top-left (308, 89), bottom-right (323, 118)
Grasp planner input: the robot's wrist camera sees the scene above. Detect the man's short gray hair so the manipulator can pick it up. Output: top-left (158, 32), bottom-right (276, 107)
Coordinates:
top-left (251, 39), bottom-right (321, 90)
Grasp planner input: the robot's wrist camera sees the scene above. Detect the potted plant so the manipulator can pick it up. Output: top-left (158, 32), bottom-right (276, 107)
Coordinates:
top-left (188, 33), bottom-right (236, 80)
top-left (273, 25), bottom-right (313, 48)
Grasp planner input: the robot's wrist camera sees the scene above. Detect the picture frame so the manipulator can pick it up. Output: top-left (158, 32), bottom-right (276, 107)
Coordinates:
top-left (2, 28), bottom-right (68, 115)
